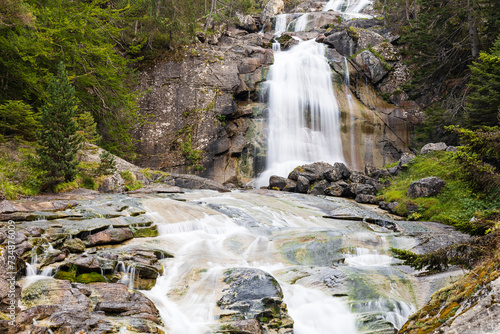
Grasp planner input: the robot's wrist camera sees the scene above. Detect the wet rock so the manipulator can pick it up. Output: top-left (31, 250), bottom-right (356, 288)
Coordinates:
top-left (296, 175), bottom-right (310, 193)
top-left (353, 50), bottom-right (389, 84)
top-left (24, 226), bottom-right (43, 237)
top-left (420, 142), bottom-right (448, 154)
top-left (91, 283), bottom-right (161, 324)
top-left (269, 175), bottom-right (296, 191)
top-left (63, 238), bottom-right (85, 253)
top-left (323, 31), bottom-right (357, 56)
top-left (407, 177), bottom-right (446, 198)
top-left (127, 185), bottom-right (183, 194)
top-left (218, 319), bottom-right (263, 334)
top-left (72, 254), bottom-right (101, 272)
top-left (217, 268), bottom-right (293, 333)
top-left (86, 227), bottom-right (133, 247)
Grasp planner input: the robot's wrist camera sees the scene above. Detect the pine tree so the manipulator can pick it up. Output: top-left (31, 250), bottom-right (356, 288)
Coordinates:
top-left (37, 62), bottom-right (82, 183)
top-left (76, 111), bottom-right (101, 144)
top-left (466, 35), bottom-right (500, 127)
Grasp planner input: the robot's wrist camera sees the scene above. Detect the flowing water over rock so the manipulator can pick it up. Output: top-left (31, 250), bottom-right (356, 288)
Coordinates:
top-left (323, 0), bottom-right (374, 18)
top-left (117, 190), bottom-right (459, 333)
top-left (256, 40), bottom-right (345, 187)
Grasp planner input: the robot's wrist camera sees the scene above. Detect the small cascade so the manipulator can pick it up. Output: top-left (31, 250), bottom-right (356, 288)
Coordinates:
top-left (282, 283), bottom-right (358, 334)
top-left (294, 13), bottom-right (309, 32)
top-left (355, 298), bottom-right (416, 330)
top-left (344, 247), bottom-right (395, 267)
top-left (323, 0), bottom-right (374, 17)
top-left (274, 14), bottom-right (288, 36)
top-left (23, 251), bottom-right (53, 286)
top-left (116, 262), bottom-right (137, 289)
top-left (272, 42), bottom-right (281, 52)
top-left (256, 39), bottom-right (345, 186)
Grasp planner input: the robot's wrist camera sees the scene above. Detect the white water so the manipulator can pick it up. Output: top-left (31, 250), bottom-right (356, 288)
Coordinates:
top-left (323, 0), bottom-right (373, 18)
top-left (24, 253), bottom-right (53, 286)
top-left (294, 13), bottom-right (309, 32)
top-left (116, 262), bottom-right (136, 289)
top-left (283, 283), bottom-right (358, 334)
top-left (125, 191), bottom-right (420, 334)
top-left (256, 40), bottom-right (344, 187)
top-left (274, 14), bottom-right (289, 36)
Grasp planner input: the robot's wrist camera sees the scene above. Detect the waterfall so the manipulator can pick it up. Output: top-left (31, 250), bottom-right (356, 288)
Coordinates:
top-left (323, 0), bottom-right (373, 17)
top-left (274, 14), bottom-right (288, 36)
top-left (256, 40), bottom-right (344, 187)
top-left (116, 261), bottom-right (137, 289)
top-left (294, 13), bottom-right (309, 32)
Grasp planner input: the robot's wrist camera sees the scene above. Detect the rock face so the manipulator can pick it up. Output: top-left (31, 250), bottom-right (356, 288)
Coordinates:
top-left (217, 268), bottom-right (293, 334)
top-left (407, 177), bottom-right (446, 198)
top-left (134, 3), bottom-right (418, 184)
top-left (19, 280), bottom-right (163, 333)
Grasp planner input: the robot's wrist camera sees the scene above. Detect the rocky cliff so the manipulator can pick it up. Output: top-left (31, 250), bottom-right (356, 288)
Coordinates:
top-left (134, 0), bottom-right (422, 185)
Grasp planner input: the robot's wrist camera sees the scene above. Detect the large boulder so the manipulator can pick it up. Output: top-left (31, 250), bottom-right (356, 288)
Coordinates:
top-left (85, 227), bottom-right (133, 247)
top-left (260, 0), bottom-right (284, 23)
top-left (288, 162), bottom-right (334, 183)
top-left (217, 268), bottom-right (293, 334)
top-left (236, 13), bottom-right (259, 33)
top-left (421, 142), bottom-right (448, 154)
top-left (407, 177), bottom-right (446, 198)
top-left (353, 50), bottom-right (389, 84)
top-left (268, 175), bottom-right (296, 191)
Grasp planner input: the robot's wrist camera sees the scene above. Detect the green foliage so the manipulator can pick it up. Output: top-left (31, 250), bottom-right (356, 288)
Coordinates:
top-left (120, 170), bottom-right (143, 191)
top-left (37, 62), bottom-right (83, 184)
top-left (466, 35), bottom-right (500, 127)
top-left (0, 143), bottom-right (44, 199)
top-left (76, 112), bottom-right (101, 145)
top-left (96, 151), bottom-right (117, 176)
top-left (391, 231), bottom-right (499, 271)
top-left (379, 151), bottom-right (500, 231)
top-left (0, 0), bottom-right (34, 27)
top-left (0, 100), bottom-right (40, 141)
top-left (178, 125), bottom-right (204, 170)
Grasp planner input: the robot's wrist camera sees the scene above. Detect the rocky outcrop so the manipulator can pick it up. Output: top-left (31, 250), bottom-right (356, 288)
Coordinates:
top-left (407, 177), bottom-right (446, 198)
top-left (217, 268), bottom-right (293, 334)
top-left (19, 280), bottom-right (163, 333)
top-left (268, 162), bottom-right (384, 205)
top-left (421, 142), bottom-right (448, 154)
top-left (260, 0), bottom-right (284, 23)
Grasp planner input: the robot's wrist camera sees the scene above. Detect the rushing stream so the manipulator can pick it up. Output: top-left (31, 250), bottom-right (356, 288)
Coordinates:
top-left (118, 190), bottom-right (423, 333)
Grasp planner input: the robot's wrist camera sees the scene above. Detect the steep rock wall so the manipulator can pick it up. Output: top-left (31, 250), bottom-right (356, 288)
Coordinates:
top-left (135, 3), bottom-right (421, 184)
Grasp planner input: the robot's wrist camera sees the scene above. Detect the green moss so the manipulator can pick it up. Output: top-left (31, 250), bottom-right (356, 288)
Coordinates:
top-left (75, 272), bottom-right (107, 284)
top-left (132, 226), bottom-right (159, 238)
top-left (379, 151), bottom-right (500, 229)
top-left (54, 271), bottom-right (76, 282)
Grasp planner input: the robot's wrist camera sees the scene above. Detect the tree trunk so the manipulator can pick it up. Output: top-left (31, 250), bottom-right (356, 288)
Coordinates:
top-left (204, 0), bottom-right (216, 31)
top-left (467, 0), bottom-right (479, 60)
top-left (156, 0), bottom-right (161, 18)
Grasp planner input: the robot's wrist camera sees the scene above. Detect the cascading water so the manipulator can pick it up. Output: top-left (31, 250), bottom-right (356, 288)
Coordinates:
top-left (122, 190), bottom-right (426, 334)
top-left (274, 14), bottom-right (288, 36)
top-left (323, 0), bottom-right (374, 17)
top-left (256, 40), bottom-right (345, 186)
top-left (294, 13), bottom-right (309, 32)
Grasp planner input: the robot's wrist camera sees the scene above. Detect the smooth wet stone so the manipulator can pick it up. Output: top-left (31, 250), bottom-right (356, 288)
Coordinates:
top-left (86, 227), bottom-right (133, 246)
top-left (63, 238), bottom-right (85, 253)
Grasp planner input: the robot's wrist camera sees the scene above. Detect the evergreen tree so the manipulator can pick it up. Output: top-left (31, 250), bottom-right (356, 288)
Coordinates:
top-left (76, 111), bottom-right (101, 144)
top-left (466, 35), bottom-right (500, 127)
top-left (37, 62), bottom-right (82, 183)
